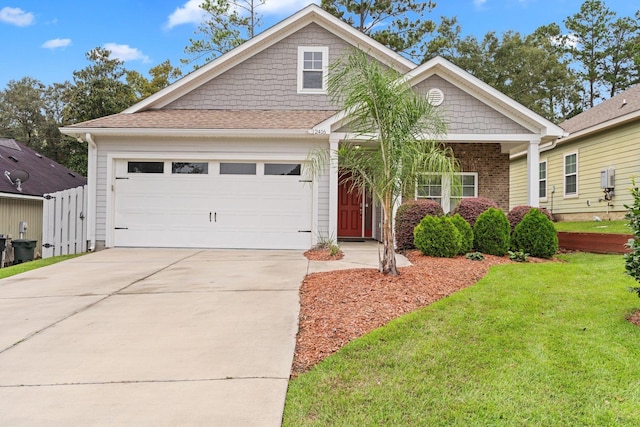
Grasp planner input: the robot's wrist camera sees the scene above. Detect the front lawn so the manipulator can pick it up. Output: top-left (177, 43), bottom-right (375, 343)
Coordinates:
top-left (0, 254), bottom-right (83, 280)
top-left (284, 253), bottom-right (640, 426)
top-left (554, 220), bottom-right (630, 234)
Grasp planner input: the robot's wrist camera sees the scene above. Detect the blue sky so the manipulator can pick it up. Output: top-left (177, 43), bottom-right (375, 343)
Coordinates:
top-left (0, 0), bottom-right (637, 90)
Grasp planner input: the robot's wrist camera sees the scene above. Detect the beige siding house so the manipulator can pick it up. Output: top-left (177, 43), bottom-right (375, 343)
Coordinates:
top-left (61, 5), bottom-right (562, 250)
top-left (0, 138), bottom-right (87, 257)
top-left (511, 85), bottom-right (640, 220)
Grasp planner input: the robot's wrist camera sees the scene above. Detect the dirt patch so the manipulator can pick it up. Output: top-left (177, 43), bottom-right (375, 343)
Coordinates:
top-left (303, 248), bottom-right (344, 261)
top-left (628, 310), bottom-right (640, 327)
top-left (292, 251), bottom-right (512, 376)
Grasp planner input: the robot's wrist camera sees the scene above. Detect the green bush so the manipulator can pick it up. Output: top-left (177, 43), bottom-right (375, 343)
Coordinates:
top-left (473, 207), bottom-right (510, 256)
top-left (450, 214), bottom-right (473, 255)
top-left (624, 180), bottom-right (640, 296)
top-left (511, 209), bottom-right (558, 258)
top-left (395, 200), bottom-right (444, 251)
top-left (414, 215), bottom-right (461, 258)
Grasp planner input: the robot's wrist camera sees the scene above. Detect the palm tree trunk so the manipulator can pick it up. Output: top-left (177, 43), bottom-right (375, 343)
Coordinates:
top-left (380, 194), bottom-right (398, 275)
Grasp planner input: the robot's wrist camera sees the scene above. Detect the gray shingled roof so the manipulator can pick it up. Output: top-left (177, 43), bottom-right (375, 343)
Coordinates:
top-left (560, 84), bottom-right (640, 134)
top-left (66, 109), bottom-right (337, 130)
top-left (0, 139), bottom-right (87, 197)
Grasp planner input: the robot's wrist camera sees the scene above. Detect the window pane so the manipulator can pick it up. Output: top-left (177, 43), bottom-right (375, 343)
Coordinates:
top-left (220, 163), bottom-right (256, 175)
top-left (539, 162), bottom-right (547, 180)
top-left (462, 175), bottom-right (475, 186)
top-left (265, 163), bottom-right (301, 176)
top-left (462, 186), bottom-right (475, 197)
top-left (566, 175), bottom-right (577, 194)
top-left (304, 52), bottom-right (312, 61)
top-left (172, 162), bottom-right (208, 174)
top-left (128, 161), bottom-right (164, 173)
top-left (565, 154), bottom-right (576, 174)
top-left (539, 180), bottom-right (547, 198)
top-left (303, 71), bottom-right (323, 89)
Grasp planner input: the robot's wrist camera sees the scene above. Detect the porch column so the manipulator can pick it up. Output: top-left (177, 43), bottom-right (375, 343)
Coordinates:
top-left (527, 138), bottom-right (540, 207)
top-left (328, 135), bottom-right (339, 239)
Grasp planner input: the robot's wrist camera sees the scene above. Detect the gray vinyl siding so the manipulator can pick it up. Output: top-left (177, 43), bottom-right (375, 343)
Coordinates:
top-left (166, 23), bottom-right (354, 111)
top-left (94, 136), bottom-right (329, 244)
top-left (415, 76), bottom-right (532, 135)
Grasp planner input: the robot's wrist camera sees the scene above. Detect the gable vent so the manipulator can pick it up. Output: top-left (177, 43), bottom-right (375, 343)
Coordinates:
top-left (427, 88), bottom-right (444, 106)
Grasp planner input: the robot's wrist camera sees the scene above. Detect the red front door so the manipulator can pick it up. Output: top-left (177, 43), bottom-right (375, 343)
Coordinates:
top-left (338, 176), bottom-right (373, 238)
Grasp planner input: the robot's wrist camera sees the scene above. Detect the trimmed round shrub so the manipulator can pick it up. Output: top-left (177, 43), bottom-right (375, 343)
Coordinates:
top-left (451, 213), bottom-right (473, 255)
top-left (451, 197), bottom-right (499, 227)
top-left (473, 207), bottom-right (510, 256)
top-left (508, 205), bottom-right (555, 232)
top-left (395, 199), bottom-right (444, 251)
top-left (414, 215), bottom-right (461, 258)
top-left (511, 209), bottom-right (558, 258)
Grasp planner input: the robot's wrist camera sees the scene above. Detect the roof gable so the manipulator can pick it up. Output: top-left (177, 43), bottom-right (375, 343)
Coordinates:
top-left (0, 139), bottom-right (86, 197)
top-left (406, 57), bottom-right (565, 140)
top-left (125, 4), bottom-right (416, 114)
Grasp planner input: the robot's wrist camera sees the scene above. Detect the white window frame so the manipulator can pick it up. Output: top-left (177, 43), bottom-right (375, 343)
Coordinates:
top-left (297, 46), bottom-right (328, 94)
top-left (564, 152), bottom-right (578, 197)
top-left (416, 172), bottom-right (478, 213)
top-left (539, 160), bottom-right (547, 202)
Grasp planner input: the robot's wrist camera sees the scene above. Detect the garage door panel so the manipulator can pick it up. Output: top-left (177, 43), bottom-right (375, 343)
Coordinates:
top-left (114, 160), bottom-right (312, 249)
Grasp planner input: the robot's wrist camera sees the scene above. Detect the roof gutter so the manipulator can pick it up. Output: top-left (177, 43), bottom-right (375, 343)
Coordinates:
top-left (85, 133), bottom-right (97, 252)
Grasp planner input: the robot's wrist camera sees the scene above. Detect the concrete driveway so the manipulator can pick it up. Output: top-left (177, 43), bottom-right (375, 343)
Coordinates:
top-left (0, 248), bottom-right (309, 426)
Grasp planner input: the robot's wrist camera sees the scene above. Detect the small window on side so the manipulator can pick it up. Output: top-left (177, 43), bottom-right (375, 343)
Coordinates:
top-left (265, 164), bottom-right (301, 176)
top-left (172, 162), bottom-right (208, 174)
top-left (298, 47), bottom-right (328, 93)
top-left (220, 163), bottom-right (256, 175)
top-left (128, 161), bottom-right (164, 174)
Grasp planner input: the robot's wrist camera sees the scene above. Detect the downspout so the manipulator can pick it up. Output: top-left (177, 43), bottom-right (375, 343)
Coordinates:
top-left (85, 133), bottom-right (97, 252)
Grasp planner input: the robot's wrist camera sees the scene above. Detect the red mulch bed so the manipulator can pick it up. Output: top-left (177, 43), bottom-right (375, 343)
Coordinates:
top-left (292, 251), bottom-right (513, 376)
top-left (628, 311), bottom-right (640, 327)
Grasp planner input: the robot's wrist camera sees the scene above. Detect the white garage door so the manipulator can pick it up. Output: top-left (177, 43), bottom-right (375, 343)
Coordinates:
top-left (113, 160), bottom-right (313, 249)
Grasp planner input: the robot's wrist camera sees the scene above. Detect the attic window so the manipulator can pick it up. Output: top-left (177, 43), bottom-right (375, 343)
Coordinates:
top-left (427, 88), bottom-right (444, 106)
top-left (298, 46), bottom-right (328, 94)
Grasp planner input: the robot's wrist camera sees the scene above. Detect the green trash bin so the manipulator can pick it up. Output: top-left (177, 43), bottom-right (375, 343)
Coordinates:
top-left (12, 239), bottom-right (37, 264)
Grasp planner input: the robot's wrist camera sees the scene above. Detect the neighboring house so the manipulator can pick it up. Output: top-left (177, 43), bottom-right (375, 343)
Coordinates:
top-left (510, 85), bottom-right (640, 221)
top-left (0, 138), bottom-right (87, 256)
top-left (60, 5), bottom-right (562, 251)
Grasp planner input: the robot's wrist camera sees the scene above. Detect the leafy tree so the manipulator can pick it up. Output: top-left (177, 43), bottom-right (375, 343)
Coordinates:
top-left (324, 50), bottom-right (457, 275)
top-left (127, 60), bottom-right (182, 100)
top-left (563, 0), bottom-right (615, 108)
top-left (182, 0), bottom-right (265, 68)
top-left (321, 0), bottom-right (437, 59)
top-left (603, 16), bottom-right (639, 97)
top-left (0, 77), bottom-right (46, 148)
top-left (64, 47), bottom-right (136, 124)
top-left (425, 23), bottom-right (582, 122)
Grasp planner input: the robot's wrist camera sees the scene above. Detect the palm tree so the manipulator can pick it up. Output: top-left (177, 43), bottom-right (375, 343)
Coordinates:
top-left (327, 50), bottom-right (458, 275)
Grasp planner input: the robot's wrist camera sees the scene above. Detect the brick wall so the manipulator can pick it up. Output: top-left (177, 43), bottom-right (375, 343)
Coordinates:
top-left (449, 143), bottom-right (510, 211)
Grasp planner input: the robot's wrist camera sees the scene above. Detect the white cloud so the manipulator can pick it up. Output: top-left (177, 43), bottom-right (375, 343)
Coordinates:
top-left (41, 38), bottom-right (71, 49)
top-left (0, 6), bottom-right (34, 26)
top-left (473, 0), bottom-right (487, 6)
top-left (166, 0), bottom-right (207, 28)
top-left (104, 43), bottom-right (151, 63)
top-left (261, 0), bottom-right (319, 15)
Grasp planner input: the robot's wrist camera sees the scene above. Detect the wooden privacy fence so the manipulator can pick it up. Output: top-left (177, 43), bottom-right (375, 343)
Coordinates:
top-left (42, 185), bottom-right (88, 258)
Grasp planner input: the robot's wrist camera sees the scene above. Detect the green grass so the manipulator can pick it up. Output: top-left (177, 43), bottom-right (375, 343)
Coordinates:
top-left (554, 220), bottom-right (631, 234)
top-left (284, 253), bottom-right (640, 426)
top-left (0, 254), bottom-right (84, 280)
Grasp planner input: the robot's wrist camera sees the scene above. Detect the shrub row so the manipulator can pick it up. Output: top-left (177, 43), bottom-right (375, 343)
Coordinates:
top-left (397, 199), bottom-right (558, 259)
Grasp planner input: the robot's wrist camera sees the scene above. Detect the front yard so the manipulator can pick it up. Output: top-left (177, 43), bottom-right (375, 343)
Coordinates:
top-left (284, 253), bottom-right (640, 426)
top-left (554, 220), bottom-right (630, 234)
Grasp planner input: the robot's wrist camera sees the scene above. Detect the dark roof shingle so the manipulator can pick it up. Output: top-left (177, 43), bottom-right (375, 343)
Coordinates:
top-left (0, 139), bottom-right (87, 197)
top-left (560, 85), bottom-right (640, 134)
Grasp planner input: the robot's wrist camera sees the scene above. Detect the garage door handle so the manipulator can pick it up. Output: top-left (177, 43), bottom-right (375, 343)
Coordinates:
top-left (298, 230), bottom-right (312, 233)
top-left (210, 212), bottom-right (216, 222)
